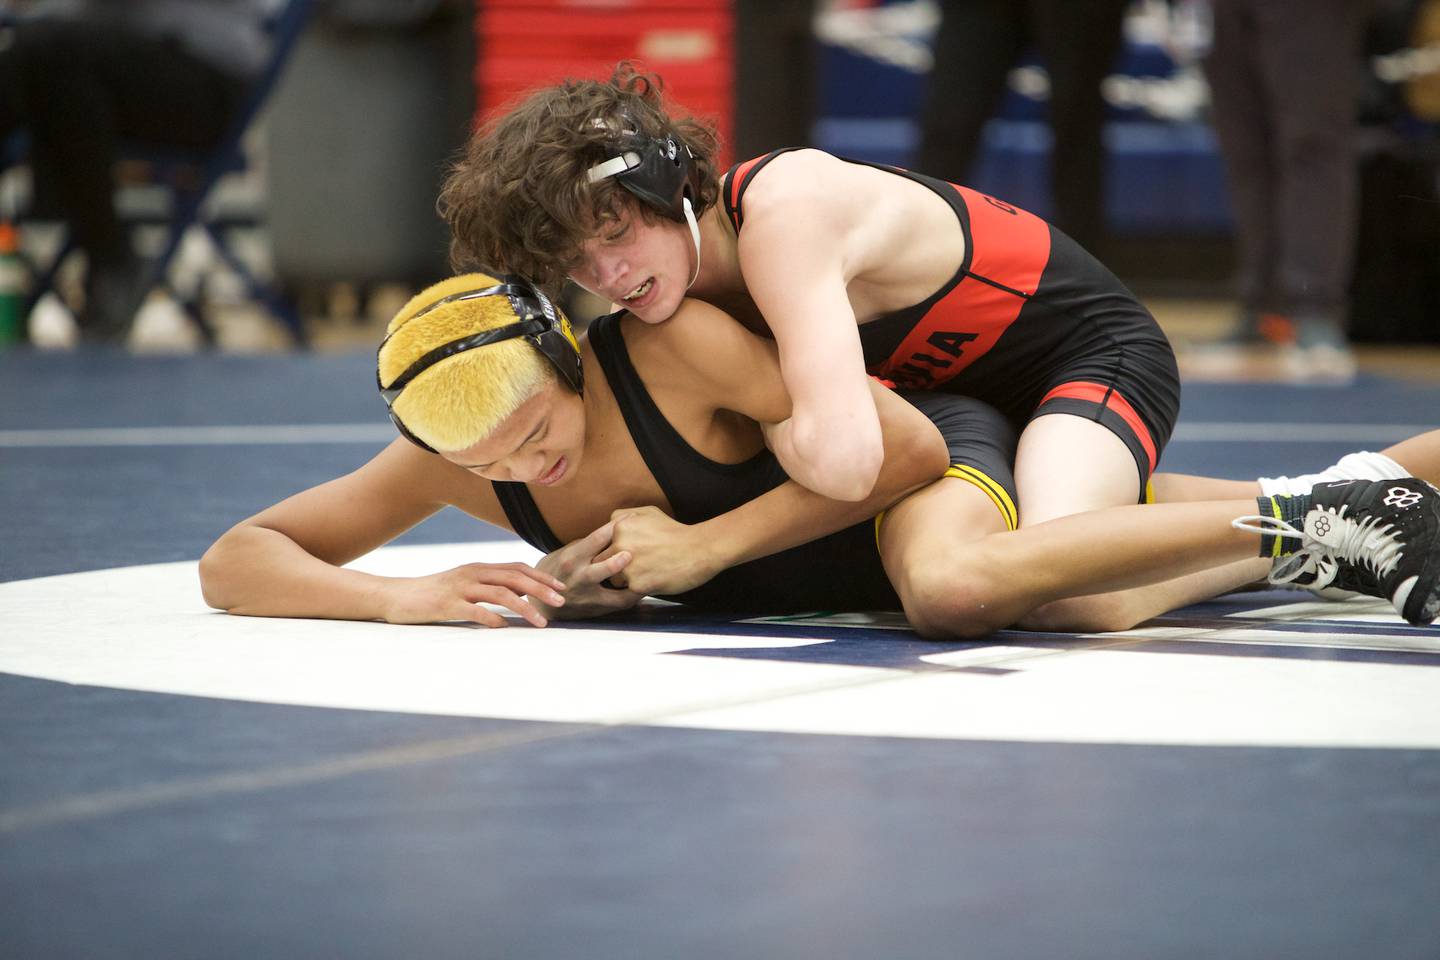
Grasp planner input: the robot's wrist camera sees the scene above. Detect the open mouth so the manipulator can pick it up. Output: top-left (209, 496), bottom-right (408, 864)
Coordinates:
top-left (535, 456), bottom-right (568, 486)
top-left (621, 277), bottom-right (655, 305)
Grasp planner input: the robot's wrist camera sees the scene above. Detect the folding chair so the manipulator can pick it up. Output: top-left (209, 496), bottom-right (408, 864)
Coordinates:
top-left (14, 0), bottom-right (318, 346)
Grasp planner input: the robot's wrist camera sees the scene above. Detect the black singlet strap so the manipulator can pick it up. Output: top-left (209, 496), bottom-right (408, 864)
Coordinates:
top-left (490, 481), bottom-right (563, 553)
top-left (721, 148), bottom-right (802, 234)
top-left (587, 312), bottom-right (693, 509)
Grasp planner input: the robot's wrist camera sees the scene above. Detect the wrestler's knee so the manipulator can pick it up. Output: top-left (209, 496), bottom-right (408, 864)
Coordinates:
top-left (898, 562), bottom-right (1011, 640)
top-left (1015, 594), bottom-right (1143, 634)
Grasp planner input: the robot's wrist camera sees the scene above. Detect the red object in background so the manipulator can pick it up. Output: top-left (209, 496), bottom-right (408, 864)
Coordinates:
top-left (475, 1), bottom-right (734, 166)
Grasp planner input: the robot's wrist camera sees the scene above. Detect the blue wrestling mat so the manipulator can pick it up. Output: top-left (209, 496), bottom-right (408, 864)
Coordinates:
top-left (2, 349), bottom-right (1439, 959)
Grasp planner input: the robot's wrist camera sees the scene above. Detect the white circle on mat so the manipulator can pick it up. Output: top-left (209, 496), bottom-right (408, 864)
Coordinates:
top-left (3, 541), bottom-right (1439, 749)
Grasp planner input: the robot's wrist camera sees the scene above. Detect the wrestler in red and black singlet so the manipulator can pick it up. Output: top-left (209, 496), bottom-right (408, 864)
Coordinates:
top-left (723, 150), bottom-right (1182, 494)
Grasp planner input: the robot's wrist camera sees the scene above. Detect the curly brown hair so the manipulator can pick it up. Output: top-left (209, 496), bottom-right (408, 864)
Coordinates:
top-left (439, 63), bottom-right (722, 290)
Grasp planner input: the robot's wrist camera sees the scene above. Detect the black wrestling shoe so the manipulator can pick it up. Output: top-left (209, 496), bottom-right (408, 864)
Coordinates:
top-left (1266, 479), bottom-right (1440, 625)
top-left (1270, 549), bottom-right (1376, 601)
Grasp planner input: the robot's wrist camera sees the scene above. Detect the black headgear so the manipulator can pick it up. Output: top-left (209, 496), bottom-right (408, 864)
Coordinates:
top-left (377, 278), bottom-right (583, 455)
top-left (587, 133), bottom-right (701, 222)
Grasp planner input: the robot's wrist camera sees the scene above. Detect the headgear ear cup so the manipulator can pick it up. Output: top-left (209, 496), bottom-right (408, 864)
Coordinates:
top-left (377, 277), bottom-right (583, 453)
top-left (586, 134), bottom-right (701, 223)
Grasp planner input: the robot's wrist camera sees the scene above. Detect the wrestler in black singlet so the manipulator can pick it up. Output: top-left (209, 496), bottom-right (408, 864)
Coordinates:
top-left (491, 311), bottom-right (1020, 614)
top-left (724, 149), bottom-right (1183, 495)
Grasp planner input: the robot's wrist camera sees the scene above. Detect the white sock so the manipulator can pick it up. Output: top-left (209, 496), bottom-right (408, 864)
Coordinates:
top-left (1258, 451), bottom-right (1408, 498)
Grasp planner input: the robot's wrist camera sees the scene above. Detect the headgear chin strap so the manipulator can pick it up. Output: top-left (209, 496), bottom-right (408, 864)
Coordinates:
top-left (681, 196), bottom-right (700, 288)
top-left (377, 278), bottom-right (583, 454)
top-left (586, 133), bottom-right (704, 289)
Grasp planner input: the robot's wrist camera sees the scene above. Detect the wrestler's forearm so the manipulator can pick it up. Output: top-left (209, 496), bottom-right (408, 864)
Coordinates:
top-left (690, 481), bottom-right (893, 572)
top-left (699, 390), bottom-right (949, 569)
top-left (199, 524), bottom-right (394, 621)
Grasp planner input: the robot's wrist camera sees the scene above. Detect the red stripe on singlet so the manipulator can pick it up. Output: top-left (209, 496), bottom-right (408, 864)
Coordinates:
top-left (727, 156), bottom-right (766, 231)
top-left (1039, 381), bottom-right (1158, 472)
top-left (872, 186), bottom-right (1051, 390)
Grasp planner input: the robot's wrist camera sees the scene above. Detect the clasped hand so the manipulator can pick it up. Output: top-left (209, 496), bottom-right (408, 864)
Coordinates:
top-left (594, 506), bottom-right (721, 597)
top-left (534, 521), bottom-right (645, 619)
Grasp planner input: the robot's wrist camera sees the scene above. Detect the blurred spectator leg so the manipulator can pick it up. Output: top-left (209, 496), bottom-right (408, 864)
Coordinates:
top-left (735, 0), bottom-right (818, 159)
top-left (1203, 0), bottom-right (1283, 344)
top-left (1030, 0), bottom-right (1129, 254)
top-left (1259, 0), bottom-right (1367, 369)
top-left (0, 34), bottom-right (19, 137)
top-left (16, 22), bottom-right (138, 340)
top-left (11, 21), bottom-right (240, 342)
top-left (915, 0), bottom-right (1027, 181)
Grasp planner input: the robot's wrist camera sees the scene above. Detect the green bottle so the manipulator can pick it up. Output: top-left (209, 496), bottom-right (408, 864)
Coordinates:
top-left (0, 221), bottom-right (25, 346)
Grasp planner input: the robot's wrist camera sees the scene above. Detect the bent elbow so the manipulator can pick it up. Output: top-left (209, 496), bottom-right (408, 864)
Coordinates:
top-left (785, 401), bottom-right (886, 500)
top-left (813, 444), bottom-right (884, 501)
top-left (910, 426), bottom-right (951, 482)
top-left (197, 542), bottom-right (237, 612)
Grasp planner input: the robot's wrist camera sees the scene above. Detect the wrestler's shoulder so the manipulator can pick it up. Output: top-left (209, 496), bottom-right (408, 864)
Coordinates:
top-left (739, 149), bottom-right (847, 207)
top-left (630, 298), bottom-right (748, 344)
top-left (623, 300), bottom-right (758, 369)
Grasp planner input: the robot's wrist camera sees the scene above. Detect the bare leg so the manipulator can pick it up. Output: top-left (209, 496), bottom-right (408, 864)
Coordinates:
top-left (959, 419), bottom-right (1440, 635)
top-left (1013, 414), bottom-right (1140, 526)
top-left (881, 478), bottom-right (1265, 639)
top-left (1382, 429), bottom-right (1440, 482)
top-left (1007, 414), bottom-right (1252, 629)
top-left (1015, 557), bottom-right (1268, 632)
top-left (878, 476), bottom-right (1009, 638)
top-left (1151, 474), bottom-right (1259, 502)
top-left (1063, 429), bottom-right (1440, 621)
top-left (1152, 429), bottom-right (1440, 503)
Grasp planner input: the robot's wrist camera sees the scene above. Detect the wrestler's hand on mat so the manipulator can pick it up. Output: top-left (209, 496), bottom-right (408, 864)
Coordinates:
top-left (536, 521), bottom-right (644, 619)
top-left (601, 506), bottom-right (720, 596)
top-left (381, 563), bottom-right (567, 628)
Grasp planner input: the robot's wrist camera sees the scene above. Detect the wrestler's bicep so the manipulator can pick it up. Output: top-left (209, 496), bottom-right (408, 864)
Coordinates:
top-left (738, 222), bottom-right (872, 421)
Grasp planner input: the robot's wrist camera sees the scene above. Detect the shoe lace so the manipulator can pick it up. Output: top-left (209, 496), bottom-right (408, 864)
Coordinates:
top-left (1232, 508), bottom-right (1403, 583)
top-left (1231, 513), bottom-right (1304, 540)
top-left (1329, 512), bottom-right (1404, 580)
top-left (1232, 514), bottom-right (1311, 585)
top-left (1278, 552), bottom-right (1339, 589)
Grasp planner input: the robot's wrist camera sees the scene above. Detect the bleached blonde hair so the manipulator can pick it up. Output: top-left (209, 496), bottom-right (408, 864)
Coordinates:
top-left (377, 274), bottom-right (556, 452)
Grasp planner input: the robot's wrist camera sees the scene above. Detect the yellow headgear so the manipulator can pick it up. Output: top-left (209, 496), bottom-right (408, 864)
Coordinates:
top-left (376, 274), bottom-right (582, 453)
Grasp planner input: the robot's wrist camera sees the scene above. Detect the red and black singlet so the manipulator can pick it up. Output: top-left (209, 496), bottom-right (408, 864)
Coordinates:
top-left (722, 149), bottom-right (1181, 484)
